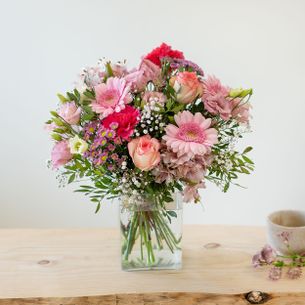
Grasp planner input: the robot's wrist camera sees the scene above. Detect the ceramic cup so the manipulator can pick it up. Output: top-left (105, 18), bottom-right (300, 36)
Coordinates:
top-left (267, 210), bottom-right (305, 254)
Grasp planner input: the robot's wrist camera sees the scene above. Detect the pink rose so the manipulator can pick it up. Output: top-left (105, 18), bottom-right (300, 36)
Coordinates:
top-left (51, 140), bottom-right (72, 169)
top-left (58, 102), bottom-right (81, 125)
top-left (128, 135), bottom-right (161, 171)
top-left (170, 71), bottom-right (203, 104)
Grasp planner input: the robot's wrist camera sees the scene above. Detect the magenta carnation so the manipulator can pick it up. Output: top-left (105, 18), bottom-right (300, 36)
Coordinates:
top-left (163, 111), bottom-right (218, 159)
top-left (144, 43), bottom-right (184, 67)
top-left (102, 105), bottom-right (140, 140)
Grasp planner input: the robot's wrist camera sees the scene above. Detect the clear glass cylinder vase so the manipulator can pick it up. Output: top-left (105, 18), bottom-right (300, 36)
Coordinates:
top-left (120, 192), bottom-right (183, 271)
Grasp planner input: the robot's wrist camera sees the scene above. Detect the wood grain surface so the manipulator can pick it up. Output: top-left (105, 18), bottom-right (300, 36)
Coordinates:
top-left (0, 225), bottom-right (304, 304)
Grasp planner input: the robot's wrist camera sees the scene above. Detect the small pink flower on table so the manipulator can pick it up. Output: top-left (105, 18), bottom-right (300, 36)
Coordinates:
top-left (163, 111), bottom-right (218, 159)
top-left (58, 102), bottom-right (81, 125)
top-left (128, 135), bottom-right (161, 171)
top-left (51, 140), bottom-right (72, 169)
top-left (91, 77), bottom-right (132, 118)
top-left (170, 71), bottom-right (203, 104)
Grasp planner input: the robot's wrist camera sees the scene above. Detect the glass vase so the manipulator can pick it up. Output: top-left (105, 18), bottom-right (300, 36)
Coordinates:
top-left (120, 192), bottom-right (183, 271)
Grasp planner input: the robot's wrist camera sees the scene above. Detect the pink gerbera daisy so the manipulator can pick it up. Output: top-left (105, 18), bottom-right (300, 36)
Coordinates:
top-left (91, 77), bottom-right (132, 118)
top-left (163, 111), bottom-right (218, 158)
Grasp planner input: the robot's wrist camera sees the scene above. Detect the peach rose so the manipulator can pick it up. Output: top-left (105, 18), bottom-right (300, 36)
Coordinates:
top-left (170, 71), bottom-right (203, 104)
top-left (128, 135), bottom-right (161, 171)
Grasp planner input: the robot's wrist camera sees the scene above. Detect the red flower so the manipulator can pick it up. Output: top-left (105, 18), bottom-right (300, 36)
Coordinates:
top-left (144, 43), bottom-right (184, 67)
top-left (102, 106), bottom-right (140, 140)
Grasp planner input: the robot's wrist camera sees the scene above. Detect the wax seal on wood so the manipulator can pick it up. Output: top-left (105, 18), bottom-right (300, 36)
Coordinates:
top-left (245, 291), bottom-right (269, 304)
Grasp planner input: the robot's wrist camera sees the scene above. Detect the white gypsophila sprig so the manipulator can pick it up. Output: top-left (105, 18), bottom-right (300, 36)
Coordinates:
top-left (137, 102), bottom-right (164, 137)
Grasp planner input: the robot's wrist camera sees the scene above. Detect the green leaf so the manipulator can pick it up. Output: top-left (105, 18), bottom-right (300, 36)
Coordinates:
top-left (68, 173), bottom-right (76, 184)
top-left (274, 260), bottom-right (284, 267)
top-left (83, 91), bottom-right (95, 99)
top-left (57, 93), bottom-right (68, 103)
top-left (223, 182), bottom-right (230, 192)
top-left (243, 146), bottom-right (253, 154)
top-left (242, 155), bottom-right (254, 165)
top-left (73, 89), bottom-right (80, 100)
top-left (82, 113), bottom-right (95, 121)
top-left (94, 202), bottom-right (101, 213)
top-left (67, 92), bottom-right (77, 101)
top-left (51, 133), bottom-right (62, 141)
top-left (167, 211), bottom-right (177, 218)
top-left (241, 167), bottom-right (250, 174)
top-left (50, 111), bottom-right (59, 117)
top-left (53, 128), bottom-right (66, 134)
top-left (52, 118), bottom-right (64, 126)
top-left (105, 62), bottom-right (114, 77)
top-left (172, 104), bottom-right (185, 114)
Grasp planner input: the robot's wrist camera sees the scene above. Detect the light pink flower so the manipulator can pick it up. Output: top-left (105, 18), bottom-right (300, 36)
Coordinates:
top-left (142, 91), bottom-right (166, 105)
top-left (110, 63), bottom-right (128, 77)
top-left (58, 102), bottom-right (81, 125)
top-left (203, 75), bottom-right (231, 120)
top-left (183, 182), bottom-right (205, 203)
top-left (231, 99), bottom-right (251, 124)
top-left (44, 122), bottom-right (56, 132)
top-left (125, 59), bottom-right (162, 91)
top-left (170, 71), bottom-right (203, 104)
top-left (75, 66), bottom-right (105, 91)
top-left (128, 135), bottom-right (161, 171)
top-left (163, 111), bottom-right (218, 159)
top-left (252, 245), bottom-right (277, 268)
top-left (153, 145), bottom-right (212, 184)
top-left (92, 77), bottom-right (132, 118)
top-left (51, 140), bottom-right (72, 169)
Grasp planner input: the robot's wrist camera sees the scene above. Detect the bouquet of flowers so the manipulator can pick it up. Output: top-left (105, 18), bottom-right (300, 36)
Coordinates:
top-left (46, 43), bottom-right (254, 270)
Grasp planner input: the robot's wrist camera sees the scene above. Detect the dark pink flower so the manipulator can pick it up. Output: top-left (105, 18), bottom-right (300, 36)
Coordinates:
top-left (102, 106), bottom-right (140, 140)
top-left (144, 43), bottom-right (184, 67)
top-left (252, 245), bottom-right (277, 268)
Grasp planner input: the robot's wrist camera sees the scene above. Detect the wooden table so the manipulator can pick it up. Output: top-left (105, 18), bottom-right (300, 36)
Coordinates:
top-left (0, 225), bottom-right (304, 304)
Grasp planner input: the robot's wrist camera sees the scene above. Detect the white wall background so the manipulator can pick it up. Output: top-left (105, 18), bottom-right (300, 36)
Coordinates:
top-left (0, 0), bottom-right (304, 228)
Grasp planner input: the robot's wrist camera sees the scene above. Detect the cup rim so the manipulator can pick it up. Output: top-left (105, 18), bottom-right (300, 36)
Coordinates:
top-left (267, 209), bottom-right (305, 229)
